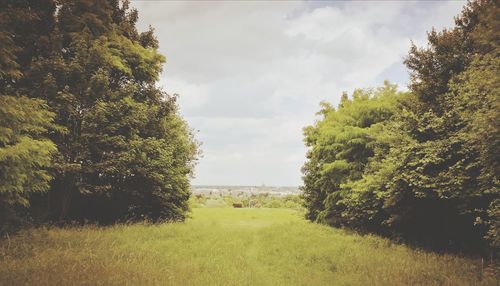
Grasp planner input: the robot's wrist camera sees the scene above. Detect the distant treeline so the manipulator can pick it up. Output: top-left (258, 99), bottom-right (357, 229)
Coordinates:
top-left (302, 0), bottom-right (499, 254)
top-left (0, 0), bottom-right (198, 230)
top-left (190, 193), bottom-right (303, 209)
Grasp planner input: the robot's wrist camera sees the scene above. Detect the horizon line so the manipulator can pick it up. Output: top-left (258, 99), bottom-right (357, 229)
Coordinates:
top-left (191, 184), bottom-right (300, 188)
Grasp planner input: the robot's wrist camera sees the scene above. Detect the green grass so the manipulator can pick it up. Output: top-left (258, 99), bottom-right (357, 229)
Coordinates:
top-left (0, 208), bottom-right (496, 285)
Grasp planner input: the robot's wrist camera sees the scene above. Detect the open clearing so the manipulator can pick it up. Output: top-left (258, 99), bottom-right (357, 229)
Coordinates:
top-left (0, 208), bottom-right (496, 285)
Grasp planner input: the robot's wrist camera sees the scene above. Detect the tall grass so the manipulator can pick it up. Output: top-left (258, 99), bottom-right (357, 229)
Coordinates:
top-left (0, 208), bottom-right (496, 285)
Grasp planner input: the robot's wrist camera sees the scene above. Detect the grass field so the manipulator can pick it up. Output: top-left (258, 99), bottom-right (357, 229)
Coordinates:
top-left (0, 208), bottom-right (497, 285)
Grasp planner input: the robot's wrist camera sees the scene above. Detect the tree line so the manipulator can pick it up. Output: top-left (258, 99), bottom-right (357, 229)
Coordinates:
top-left (302, 0), bottom-right (499, 255)
top-left (0, 0), bottom-right (198, 231)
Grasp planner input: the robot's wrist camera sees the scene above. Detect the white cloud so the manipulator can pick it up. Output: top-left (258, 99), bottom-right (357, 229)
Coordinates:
top-left (131, 0), bottom-right (466, 186)
top-left (159, 77), bottom-right (210, 110)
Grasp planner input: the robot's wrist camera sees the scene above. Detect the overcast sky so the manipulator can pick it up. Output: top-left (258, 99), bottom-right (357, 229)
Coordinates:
top-left (131, 0), bottom-right (465, 187)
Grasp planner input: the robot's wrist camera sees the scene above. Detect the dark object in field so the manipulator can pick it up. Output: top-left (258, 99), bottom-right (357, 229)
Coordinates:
top-left (233, 203), bottom-right (243, 208)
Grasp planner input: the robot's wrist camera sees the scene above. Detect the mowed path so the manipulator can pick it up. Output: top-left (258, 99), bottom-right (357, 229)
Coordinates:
top-left (0, 208), bottom-right (494, 286)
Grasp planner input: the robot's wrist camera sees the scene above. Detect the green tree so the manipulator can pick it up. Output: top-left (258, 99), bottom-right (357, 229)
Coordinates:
top-left (0, 0), bottom-right (199, 223)
top-left (0, 96), bottom-right (58, 230)
top-left (302, 0), bottom-right (498, 254)
top-left (0, 0), bottom-right (59, 229)
top-left (302, 83), bottom-right (406, 230)
top-left (446, 51), bottom-right (500, 249)
top-left (26, 0), bottom-right (198, 222)
top-left (379, 0), bottom-right (499, 251)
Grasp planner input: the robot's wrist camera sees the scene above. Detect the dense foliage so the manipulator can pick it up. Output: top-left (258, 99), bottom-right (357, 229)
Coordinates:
top-left (0, 0), bottom-right (60, 229)
top-left (302, 0), bottom-right (499, 254)
top-left (302, 83), bottom-right (407, 231)
top-left (0, 0), bottom-right (197, 229)
top-left (0, 96), bottom-right (58, 227)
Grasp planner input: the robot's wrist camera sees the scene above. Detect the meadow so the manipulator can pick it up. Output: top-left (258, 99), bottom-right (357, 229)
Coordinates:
top-left (0, 208), bottom-right (497, 286)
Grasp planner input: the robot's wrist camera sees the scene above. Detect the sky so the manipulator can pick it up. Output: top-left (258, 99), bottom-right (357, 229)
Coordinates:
top-left (130, 0), bottom-right (466, 187)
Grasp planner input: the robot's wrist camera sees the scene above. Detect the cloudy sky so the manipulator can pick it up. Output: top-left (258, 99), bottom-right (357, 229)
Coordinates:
top-left (131, 0), bottom-right (465, 187)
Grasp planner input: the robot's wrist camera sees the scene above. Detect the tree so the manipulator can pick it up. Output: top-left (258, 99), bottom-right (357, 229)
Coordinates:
top-left (0, 96), bottom-right (58, 230)
top-left (0, 0), bottom-right (59, 230)
top-left (380, 0), bottom-right (499, 252)
top-left (25, 0), bottom-right (198, 222)
top-left (302, 83), bottom-right (406, 230)
top-left (446, 50), bottom-right (500, 249)
top-left (302, 0), bottom-right (499, 254)
top-left (0, 0), bottom-right (198, 224)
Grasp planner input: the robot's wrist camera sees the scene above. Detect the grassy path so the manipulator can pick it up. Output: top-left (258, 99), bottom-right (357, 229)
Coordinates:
top-left (0, 208), bottom-right (496, 285)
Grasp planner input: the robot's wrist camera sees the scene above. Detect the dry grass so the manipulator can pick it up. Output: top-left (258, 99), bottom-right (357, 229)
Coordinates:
top-left (0, 208), bottom-right (496, 285)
